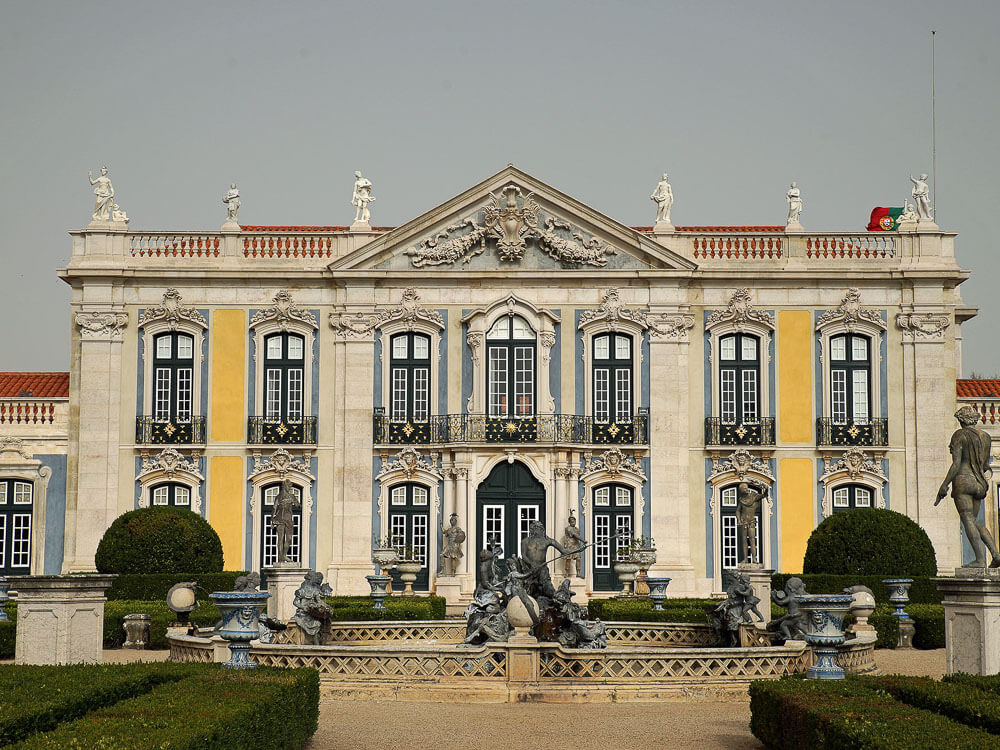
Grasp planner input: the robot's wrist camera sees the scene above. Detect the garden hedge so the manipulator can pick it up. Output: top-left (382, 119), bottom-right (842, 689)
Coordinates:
top-left (750, 676), bottom-right (998, 749)
top-left (94, 506), bottom-right (224, 575)
top-left (874, 675), bottom-right (1000, 735)
top-left (802, 508), bottom-right (937, 577)
top-left (324, 595), bottom-right (446, 621)
top-left (104, 571), bottom-right (247, 601)
top-left (586, 597), bottom-right (785, 623)
top-left (7, 665), bottom-right (319, 750)
top-left (103, 600), bottom-right (222, 649)
top-left (772, 573), bottom-right (942, 604)
top-left (945, 673), bottom-right (1000, 696)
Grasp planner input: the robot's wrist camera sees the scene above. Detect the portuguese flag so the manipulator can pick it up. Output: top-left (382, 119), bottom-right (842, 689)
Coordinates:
top-left (867, 206), bottom-right (904, 231)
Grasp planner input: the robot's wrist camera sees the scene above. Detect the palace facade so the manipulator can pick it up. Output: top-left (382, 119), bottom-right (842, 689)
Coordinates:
top-left (0, 166), bottom-right (984, 601)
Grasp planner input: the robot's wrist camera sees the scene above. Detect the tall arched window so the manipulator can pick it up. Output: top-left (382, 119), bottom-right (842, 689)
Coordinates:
top-left (389, 333), bottom-right (431, 423)
top-left (260, 482), bottom-right (302, 567)
top-left (388, 483), bottom-right (430, 590)
top-left (264, 333), bottom-right (305, 423)
top-left (0, 479), bottom-right (32, 575)
top-left (486, 315), bottom-right (536, 418)
top-left (592, 333), bottom-right (633, 424)
top-left (719, 333), bottom-right (759, 425)
top-left (150, 482), bottom-right (191, 508)
top-left (831, 483), bottom-right (873, 512)
top-left (830, 334), bottom-right (871, 425)
top-left (592, 483), bottom-right (633, 591)
top-left (153, 332), bottom-right (194, 423)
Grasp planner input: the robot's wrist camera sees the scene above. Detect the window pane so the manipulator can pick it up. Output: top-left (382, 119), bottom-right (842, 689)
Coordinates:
top-left (265, 370), bottom-right (281, 419)
top-left (511, 316), bottom-right (533, 339)
top-left (615, 336), bottom-right (631, 360)
top-left (742, 370), bottom-right (758, 423)
top-left (412, 368), bottom-right (429, 422)
top-left (263, 486), bottom-right (279, 506)
top-left (721, 486), bottom-right (737, 507)
top-left (391, 369), bottom-right (407, 421)
top-left (155, 336), bottom-right (172, 359)
top-left (721, 369), bottom-right (736, 423)
top-left (855, 488), bottom-right (872, 507)
top-left (852, 336), bottom-right (868, 361)
top-left (0, 516), bottom-right (5, 566)
top-left (720, 336), bottom-right (736, 361)
top-left (721, 515), bottom-right (737, 569)
top-left (176, 368), bottom-right (192, 421)
top-left (266, 336), bottom-right (282, 359)
top-left (518, 506), bottom-right (538, 551)
top-left (831, 336), bottom-right (846, 361)
top-left (833, 487), bottom-right (849, 508)
top-left (594, 369), bottom-right (609, 422)
top-left (616, 486), bottom-right (632, 506)
top-left (615, 516), bottom-right (632, 560)
top-left (595, 515), bottom-right (610, 567)
top-left (595, 487), bottom-right (610, 506)
top-left (0, 484), bottom-right (6, 504)
top-left (154, 369), bottom-right (171, 420)
top-left (174, 486), bottom-right (191, 506)
top-left (411, 515), bottom-right (428, 565)
top-left (852, 371), bottom-right (869, 423)
top-left (487, 318), bottom-right (508, 340)
top-left (514, 347), bottom-right (534, 416)
top-left (594, 335), bottom-right (610, 360)
top-left (412, 335), bottom-right (429, 360)
top-left (11, 514), bottom-right (30, 568)
top-left (488, 347), bottom-right (508, 417)
top-left (412, 486), bottom-right (429, 506)
top-left (176, 335), bottom-right (193, 360)
top-left (392, 336), bottom-right (408, 359)
top-left (615, 369), bottom-right (631, 420)
top-left (152, 486), bottom-right (169, 506)
top-left (13, 482), bottom-right (31, 505)
top-left (287, 369), bottom-right (303, 420)
top-left (741, 336), bottom-right (757, 361)
top-left (483, 505), bottom-right (504, 555)
top-left (287, 336), bottom-right (304, 360)
top-left (391, 487), bottom-right (406, 506)
top-left (831, 370), bottom-right (847, 423)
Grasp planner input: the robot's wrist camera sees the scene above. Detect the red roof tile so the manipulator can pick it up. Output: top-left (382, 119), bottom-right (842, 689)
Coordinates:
top-left (239, 226), bottom-right (395, 232)
top-left (633, 226), bottom-right (786, 233)
top-left (957, 379), bottom-right (1000, 398)
top-left (0, 373), bottom-right (69, 399)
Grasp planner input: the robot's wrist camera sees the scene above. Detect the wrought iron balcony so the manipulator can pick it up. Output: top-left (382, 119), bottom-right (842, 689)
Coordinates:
top-left (373, 411), bottom-right (649, 446)
top-left (704, 418), bottom-right (775, 447)
top-left (135, 416), bottom-right (206, 445)
top-left (816, 418), bottom-right (888, 447)
top-left (248, 416), bottom-right (317, 445)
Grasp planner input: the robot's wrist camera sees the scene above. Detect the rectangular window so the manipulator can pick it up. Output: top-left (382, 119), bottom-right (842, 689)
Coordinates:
top-left (265, 370), bottom-right (282, 420)
top-left (833, 487), bottom-right (850, 508)
top-left (266, 337), bottom-right (282, 359)
top-left (721, 486), bottom-right (737, 508)
top-left (483, 505), bottom-right (504, 556)
top-left (13, 482), bottom-right (31, 504)
top-left (855, 487), bottom-right (872, 508)
top-left (412, 368), bottom-right (429, 422)
top-left (175, 486), bottom-right (191, 506)
top-left (741, 337), bottom-right (757, 361)
top-left (412, 336), bottom-right (429, 360)
top-left (594, 369), bottom-right (610, 423)
top-left (615, 369), bottom-right (631, 421)
top-left (615, 515), bottom-right (632, 560)
top-left (412, 486), bottom-right (429, 506)
top-left (263, 486), bottom-right (278, 506)
top-left (514, 347), bottom-right (533, 417)
top-left (0, 484), bottom-right (6, 504)
top-left (176, 335), bottom-right (193, 360)
top-left (488, 348), bottom-right (508, 418)
top-left (594, 336), bottom-right (610, 359)
top-left (721, 369), bottom-right (736, 423)
top-left (156, 337), bottom-right (172, 359)
top-left (287, 369), bottom-right (303, 421)
top-left (595, 514), bottom-right (610, 568)
top-left (391, 369), bottom-right (408, 421)
top-left (852, 371), bottom-right (869, 424)
top-left (12, 514), bottom-right (29, 567)
top-left (411, 515), bottom-right (428, 566)
top-left (154, 369), bottom-right (171, 420)
top-left (721, 515), bottom-right (737, 569)
top-left (390, 486), bottom-right (406, 506)
top-left (615, 337), bottom-right (630, 360)
top-left (287, 336), bottom-right (304, 360)
top-left (615, 486), bottom-right (632, 506)
top-left (390, 515), bottom-right (407, 557)
top-left (176, 368), bottom-right (193, 422)
top-left (594, 486), bottom-right (610, 506)
top-left (152, 486), bottom-right (169, 506)
top-left (831, 370), bottom-right (848, 423)
top-left (852, 337), bottom-right (868, 361)
top-left (518, 505), bottom-right (538, 551)
top-left (831, 337), bottom-right (846, 361)
top-left (742, 370), bottom-right (758, 423)
top-left (392, 337), bottom-right (408, 359)
top-left (720, 337), bottom-right (736, 360)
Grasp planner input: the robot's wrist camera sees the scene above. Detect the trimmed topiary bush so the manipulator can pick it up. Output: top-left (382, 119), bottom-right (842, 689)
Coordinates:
top-left (95, 507), bottom-right (224, 575)
top-left (105, 572), bottom-right (246, 601)
top-left (802, 508), bottom-right (936, 577)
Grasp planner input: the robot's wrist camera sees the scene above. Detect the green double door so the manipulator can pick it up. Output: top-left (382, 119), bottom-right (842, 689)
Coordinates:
top-left (476, 461), bottom-right (546, 584)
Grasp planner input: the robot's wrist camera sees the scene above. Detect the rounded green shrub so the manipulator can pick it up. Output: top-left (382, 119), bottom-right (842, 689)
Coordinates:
top-left (802, 508), bottom-right (936, 577)
top-left (95, 507), bottom-right (224, 575)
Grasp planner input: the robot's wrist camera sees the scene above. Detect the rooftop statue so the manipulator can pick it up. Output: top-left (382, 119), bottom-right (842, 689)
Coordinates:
top-left (271, 478), bottom-right (301, 565)
top-left (786, 182), bottom-right (802, 225)
top-left (352, 170), bottom-right (375, 224)
top-left (88, 167), bottom-right (115, 222)
top-left (223, 183), bottom-right (241, 223)
top-left (898, 201), bottom-right (918, 224)
top-left (909, 173), bottom-right (933, 221)
top-left (651, 173), bottom-right (673, 224)
top-left (936, 406), bottom-right (1000, 568)
top-left (111, 203), bottom-right (129, 224)
top-left (440, 513), bottom-right (466, 577)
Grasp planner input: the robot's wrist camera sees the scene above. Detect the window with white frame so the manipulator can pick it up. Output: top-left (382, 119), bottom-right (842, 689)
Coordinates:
top-left (387, 483), bottom-right (430, 590)
top-left (718, 483), bottom-right (761, 570)
top-left (593, 333), bottom-right (633, 424)
top-left (260, 482), bottom-right (302, 566)
top-left (719, 333), bottom-right (760, 424)
top-left (830, 334), bottom-right (871, 425)
top-left (831, 483), bottom-right (874, 512)
top-left (592, 483), bottom-right (634, 591)
top-left (389, 333), bottom-right (431, 423)
top-left (264, 333), bottom-right (305, 422)
top-left (486, 315), bottom-right (536, 418)
top-left (153, 332), bottom-right (194, 422)
top-left (150, 482), bottom-right (191, 508)
top-left (0, 479), bottom-right (32, 574)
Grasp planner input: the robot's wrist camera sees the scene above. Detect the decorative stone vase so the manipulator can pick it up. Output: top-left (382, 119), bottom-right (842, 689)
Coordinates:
top-left (630, 546), bottom-right (657, 596)
top-left (123, 613), bottom-right (151, 649)
top-left (613, 561), bottom-right (641, 597)
top-left (0, 577), bottom-right (9, 622)
top-left (645, 577), bottom-right (672, 611)
top-left (795, 594), bottom-right (854, 680)
top-left (396, 561), bottom-right (422, 597)
top-left (882, 578), bottom-right (913, 621)
top-left (366, 574), bottom-right (391, 611)
top-left (372, 546), bottom-right (399, 572)
top-left (209, 591), bottom-right (270, 669)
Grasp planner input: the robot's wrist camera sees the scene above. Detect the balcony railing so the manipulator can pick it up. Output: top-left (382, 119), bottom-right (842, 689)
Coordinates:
top-left (248, 416), bottom-right (317, 445)
top-left (135, 416), bottom-right (206, 445)
top-left (705, 417), bottom-right (775, 446)
top-left (816, 418), bottom-right (888, 447)
top-left (373, 412), bottom-right (649, 446)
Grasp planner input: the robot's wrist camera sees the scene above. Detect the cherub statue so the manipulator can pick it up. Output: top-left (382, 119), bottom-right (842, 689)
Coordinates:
top-left (292, 571), bottom-right (333, 645)
top-left (768, 577), bottom-right (808, 642)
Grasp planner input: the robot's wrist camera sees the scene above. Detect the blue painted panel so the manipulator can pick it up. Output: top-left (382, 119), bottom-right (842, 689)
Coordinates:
top-left (704, 458), bottom-right (715, 578)
top-left (880, 311), bottom-right (888, 419)
top-left (813, 311), bottom-right (824, 420)
top-left (768, 456), bottom-right (779, 569)
top-left (766, 312), bottom-right (776, 418)
top-left (703, 311), bottom-right (712, 418)
top-left (244, 457), bottom-right (255, 570)
top-left (309, 456), bottom-right (318, 570)
top-left (136, 319), bottom-right (144, 416)
top-left (133, 456), bottom-right (142, 508)
top-left (641, 456), bottom-right (651, 538)
top-left (881, 458), bottom-right (890, 510)
top-left (37, 454), bottom-right (66, 575)
top-left (372, 325), bottom-right (383, 410)
top-left (574, 311), bottom-right (585, 416)
top-left (641, 331), bottom-right (650, 414)
top-left (461, 311), bottom-right (472, 414)
top-left (198, 310), bottom-right (210, 417)
top-left (549, 310), bottom-right (561, 413)
top-left (437, 310), bottom-right (448, 415)
top-left (371, 455), bottom-right (382, 548)
top-left (309, 311), bottom-right (320, 416)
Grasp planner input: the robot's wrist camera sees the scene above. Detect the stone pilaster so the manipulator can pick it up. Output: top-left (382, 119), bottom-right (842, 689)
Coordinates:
top-left (936, 573), bottom-right (1000, 675)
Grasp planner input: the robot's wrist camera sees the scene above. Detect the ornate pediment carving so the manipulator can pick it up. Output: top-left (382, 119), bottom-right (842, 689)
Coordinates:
top-left (820, 448), bottom-right (886, 482)
top-left (250, 290), bottom-right (318, 331)
top-left (816, 288), bottom-right (885, 332)
top-left (0, 437), bottom-right (33, 461)
top-left (706, 289), bottom-right (774, 332)
top-left (330, 289), bottom-right (443, 340)
top-left (138, 289), bottom-right (207, 330)
top-left (138, 447), bottom-right (203, 480)
top-left (586, 447), bottom-right (646, 481)
top-left (578, 289), bottom-right (649, 331)
top-left (376, 447), bottom-right (440, 480)
top-left (648, 313), bottom-right (696, 340)
top-left (75, 310), bottom-right (128, 340)
top-left (249, 448), bottom-right (314, 480)
top-left (896, 312), bottom-right (949, 340)
top-left (709, 449), bottom-right (774, 482)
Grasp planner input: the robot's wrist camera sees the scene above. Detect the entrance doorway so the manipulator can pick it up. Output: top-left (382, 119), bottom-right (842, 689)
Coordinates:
top-left (476, 461), bottom-right (545, 584)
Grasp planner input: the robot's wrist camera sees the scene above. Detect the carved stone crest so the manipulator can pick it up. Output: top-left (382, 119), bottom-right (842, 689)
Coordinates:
top-left (485, 186), bottom-right (539, 262)
top-left (138, 447), bottom-right (202, 480)
top-left (821, 448), bottom-right (885, 481)
top-left (648, 313), bottom-right (696, 340)
top-left (588, 447), bottom-right (646, 481)
top-left (578, 289), bottom-right (650, 331)
top-left (0, 437), bottom-right (32, 461)
top-left (377, 447), bottom-right (439, 480)
top-left (373, 288), bottom-right (444, 331)
top-left (250, 448), bottom-right (313, 479)
top-left (896, 312), bottom-right (950, 340)
top-left (706, 289), bottom-right (774, 332)
top-left (250, 290), bottom-right (318, 331)
top-left (75, 311), bottom-right (128, 339)
top-left (817, 289), bottom-right (886, 332)
top-left (709, 449), bottom-right (774, 482)
top-left (138, 289), bottom-right (207, 330)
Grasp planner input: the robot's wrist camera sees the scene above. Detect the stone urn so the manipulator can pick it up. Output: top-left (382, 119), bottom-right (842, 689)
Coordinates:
top-left (645, 577), bottom-right (672, 611)
top-left (882, 578), bottom-right (913, 621)
top-left (846, 590), bottom-right (877, 643)
top-left (613, 561), bottom-right (641, 597)
top-left (209, 591), bottom-right (271, 669)
top-left (631, 545), bottom-right (657, 596)
top-left (795, 594), bottom-right (854, 680)
top-left (396, 561), bottom-right (422, 597)
top-left (0, 577), bottom-right (9, 622)
top-left (372, 545), bottom-right (399, 572)
top-left (366, 574), bottom-right (391, 611)
top-left (123, 613), bottom-right (151, 649)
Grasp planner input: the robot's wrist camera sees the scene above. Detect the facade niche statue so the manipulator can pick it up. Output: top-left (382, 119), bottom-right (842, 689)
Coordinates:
top-left (737, 480), bottom-right (766, 565)
top-left (271, 478), bottom-right (301, 564)
top-left (88, 167), bottom-right (115, 222)
top-left (651, 173), bottom-right (673, 224)
top-left (560, 513), bottom-right (585, 579)
top-left (440, 513), bottom-right (466, 576)
top-left (937, 406), bottom-right (1000, 568)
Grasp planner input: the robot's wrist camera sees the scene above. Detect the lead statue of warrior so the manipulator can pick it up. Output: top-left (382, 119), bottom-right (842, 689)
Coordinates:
top-left (737, 481), bottom-right (766, 565)
top-left (561, 514), bottom-right (585, 579)
top-left (440, 513), bottom-right (466, 576)
top-left (271, 478), bottom-right (301, 564)
top-left (937, 406), bottom-right (1000, 568)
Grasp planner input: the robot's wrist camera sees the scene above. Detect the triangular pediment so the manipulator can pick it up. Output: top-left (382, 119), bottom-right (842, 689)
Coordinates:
top-left (329, 166), bottom-right (696, 273)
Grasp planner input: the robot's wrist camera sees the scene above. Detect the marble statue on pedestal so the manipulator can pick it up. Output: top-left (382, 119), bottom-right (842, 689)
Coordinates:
top-left (271, 479), bottom-right (301, 564)
top-left (440, 513), bottom-right (466, 576)
top-left (111, 203), bottom-right (129, 224)
top-left (352, 171), bottom-right (375, 224)
top-left (651, 173), bottom-right (673, 224)
top-left (88, 167), bottom-right (115, 221)
top-left (223, 183), bottom-right (241, 223)
top-left (560, 513), bottom-right (585, 578)
top-left (897, 201), bottom-right (918, 224)
top-left (909, 174), bottom-right (933, 221)
top-left (937, 406), bottom-right (1000, 568)
top-left (786, 182), bottom-right (803, 225)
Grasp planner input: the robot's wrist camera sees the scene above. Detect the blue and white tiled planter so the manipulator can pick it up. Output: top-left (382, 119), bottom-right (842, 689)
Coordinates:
top-left (795, 594), bottom-right (854, 680)
top-left (644, 577), bottom-right (672, 611)
top-left (209, 591), bottom-right (271, 669)
top-left (882, 578), bottom-right (913, 621)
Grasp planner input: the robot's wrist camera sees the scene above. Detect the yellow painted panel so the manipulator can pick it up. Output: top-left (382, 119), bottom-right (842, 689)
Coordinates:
top-left (780, 458), bottom-right (815, 573)
top-left (778, 310), bottom-right (813, 443)
top-left (210, 456), bottom-right (244, 569)
top-left (211, 309), bottom-right (245, 442)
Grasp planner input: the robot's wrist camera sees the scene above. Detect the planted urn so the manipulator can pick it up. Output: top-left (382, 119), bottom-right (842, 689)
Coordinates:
top-left (209, 591), bottom-right (271, 669)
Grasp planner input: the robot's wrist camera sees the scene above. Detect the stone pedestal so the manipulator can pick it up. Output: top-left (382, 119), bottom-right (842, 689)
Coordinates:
top-left (263, 565), bottom-right (309, 622)
top-left (785, 221), bottom-right (805, 232)
top-left (936, 572), bottom-right (1000, 675)
top-left (652, 220), bottom-right (674, 235)
top-left (12, 574), bottom-right (116, 665)
top-left (506, 641), bottom-right (539, 681)
top-left (434, 576), bottom-right (464, 613)
top-left (897, 619), bottom-right (915, 649)
top-left (739, 565), bottom-right (773, 622)
top-left (221, 220), bottom-right (241, 232)
top-left (350, 221), bottom-right (372, 232)
top-left (123, 613), bottom-right (151, 649)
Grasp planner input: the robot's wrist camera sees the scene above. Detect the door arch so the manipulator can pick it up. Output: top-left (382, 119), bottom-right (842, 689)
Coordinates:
top-left (476, 460), bottom-right (545, 583)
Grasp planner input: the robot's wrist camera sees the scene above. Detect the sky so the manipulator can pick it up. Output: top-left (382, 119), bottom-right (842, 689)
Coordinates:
top-left (1, 0), bottom-right (998, 374)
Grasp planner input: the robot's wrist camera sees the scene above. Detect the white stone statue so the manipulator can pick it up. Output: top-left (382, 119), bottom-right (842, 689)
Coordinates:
top-left (88, 167), bottom-right (115, 221)
top-left (111, 203), bottom-right (129, 224)
top-left (898, 201), bottom-right (918, 224)
top-left (223, 183), bottom-right (241, 223)
top-left (651, 173), bottom-right (673, 224)
top-left (909, 173), bottom-right (933, 221)
top-left (351, 171), bottom-right (375, 224)
top-left (786, 182), bottom-right (803, 225)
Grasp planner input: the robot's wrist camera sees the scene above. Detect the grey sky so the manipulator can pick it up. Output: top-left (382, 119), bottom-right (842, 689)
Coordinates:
top-left (2, 1), bottom-right (998, 373)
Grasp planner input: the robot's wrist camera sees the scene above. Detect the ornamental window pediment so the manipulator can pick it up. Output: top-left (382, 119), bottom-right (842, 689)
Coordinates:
top-left (136, 447), bottom-right (204, 513)
top-left (138, 289), bottom-right (207, 334)
top-left (250, 290), bottom-right (318, 334)
top-left (819, 448), bottom-right (887, 517)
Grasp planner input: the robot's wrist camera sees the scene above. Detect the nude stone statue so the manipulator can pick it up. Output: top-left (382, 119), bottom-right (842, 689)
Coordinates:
top-left (560, 514), bottom-right (585, 579)
top-left (89, 167), bottom-right (115, 221)
top-left (651, 173), bottom-right (673, 224)
top-left (271, 478), bottom-right (301, 564)
top-left (909, 173), bottom-right (933, 221)
top-left (936, 405), bottom-right (1000, 568)
top-left (519, 520), bottom-right (570, 599)
top-left (440, 513), bottom-right (466, 576)
top-left (352, 171), bottom-right (375, 224)
top-left (223, 183), bottom-right (241, 223)
top-left (737, 481), bottom-right (766, 565)
top-left (786, 182), bottom-right (802, 225)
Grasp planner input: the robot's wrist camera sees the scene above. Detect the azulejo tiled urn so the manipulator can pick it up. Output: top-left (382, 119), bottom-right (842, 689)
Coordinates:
top-left (366, 574), bottom-right (391, 611)
top-left (795, 594), bottom-right (854, 680)
top-left (209, 591), bottom-right (271, 669)
top-left (882, 578), bottom-right (913, 621)
top-left (644, 577), bottom-right (672, 611)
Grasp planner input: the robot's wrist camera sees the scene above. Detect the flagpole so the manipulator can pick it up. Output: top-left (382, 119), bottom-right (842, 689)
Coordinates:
top-left (932, 30), bottom-right (936, 220)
